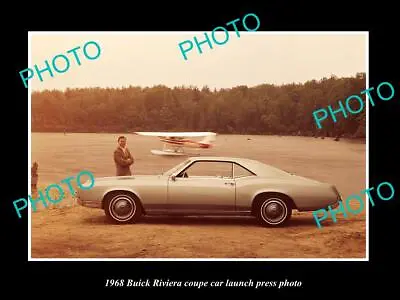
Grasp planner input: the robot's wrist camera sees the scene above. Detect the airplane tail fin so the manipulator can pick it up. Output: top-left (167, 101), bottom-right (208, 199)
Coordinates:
top-left (200, 133), bottom-right (217, 145)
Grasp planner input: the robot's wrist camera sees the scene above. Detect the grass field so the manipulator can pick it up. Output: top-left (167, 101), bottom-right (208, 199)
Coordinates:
top-left (30, 133), bottom-right (366, 259)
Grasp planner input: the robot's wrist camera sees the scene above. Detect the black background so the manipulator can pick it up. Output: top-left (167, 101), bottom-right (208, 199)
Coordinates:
top-left (3, 2), bottom-right (399, 296)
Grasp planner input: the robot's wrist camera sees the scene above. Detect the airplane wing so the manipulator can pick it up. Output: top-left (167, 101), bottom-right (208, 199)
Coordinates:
top-left (134, 132), bottom-right (216, 138)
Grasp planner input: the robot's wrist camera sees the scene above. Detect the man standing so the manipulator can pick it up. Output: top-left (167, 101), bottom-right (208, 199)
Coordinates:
top-left (114, 136), bottom-right (134, 176)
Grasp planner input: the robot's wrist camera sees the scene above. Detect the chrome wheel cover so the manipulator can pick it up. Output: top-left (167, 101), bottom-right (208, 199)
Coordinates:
top-left (109, 195), bottom-right (136, 222)
top-left (260, 198), bottom-right (287, 225)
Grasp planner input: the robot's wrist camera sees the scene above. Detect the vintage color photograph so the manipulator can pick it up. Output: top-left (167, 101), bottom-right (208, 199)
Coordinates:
top-left (29, 32), bottom-right (367, 259)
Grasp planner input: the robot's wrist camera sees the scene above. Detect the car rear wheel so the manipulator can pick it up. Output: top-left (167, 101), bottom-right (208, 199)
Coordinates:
top-left (104, 192), bottom-right (142, 224)
top-left (257, 196), bottom-right (292, 227)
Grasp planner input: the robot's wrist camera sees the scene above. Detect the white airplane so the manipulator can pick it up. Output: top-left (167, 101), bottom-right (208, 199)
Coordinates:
top-left (134, 131), bottom-right (217, 156)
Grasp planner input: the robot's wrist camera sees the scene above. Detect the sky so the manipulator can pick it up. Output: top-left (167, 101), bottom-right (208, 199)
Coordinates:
top-left (29, 32), bottom-right (367, 91)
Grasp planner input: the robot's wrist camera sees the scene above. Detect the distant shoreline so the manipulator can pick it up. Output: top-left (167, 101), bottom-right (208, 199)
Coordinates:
top-left (31, 131), bottom-right (366, 143)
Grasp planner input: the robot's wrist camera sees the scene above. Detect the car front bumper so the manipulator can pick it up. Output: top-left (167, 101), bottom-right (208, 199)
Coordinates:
top-left (76, 191), bottom-right (102, 209)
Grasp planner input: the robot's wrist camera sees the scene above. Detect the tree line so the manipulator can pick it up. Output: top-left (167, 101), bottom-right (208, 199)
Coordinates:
top-left (31, 72), bottom-right (366, 138)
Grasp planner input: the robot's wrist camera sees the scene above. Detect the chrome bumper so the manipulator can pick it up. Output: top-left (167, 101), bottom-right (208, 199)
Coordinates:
top-left (329, 200), bottom-right (340, 209)
top-left (77, 196), bottom-right (102, 209)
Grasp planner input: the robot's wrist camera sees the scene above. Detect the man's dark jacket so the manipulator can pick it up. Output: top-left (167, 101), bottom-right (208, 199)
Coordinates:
top-left (114, 147), bottom-right (134, 176)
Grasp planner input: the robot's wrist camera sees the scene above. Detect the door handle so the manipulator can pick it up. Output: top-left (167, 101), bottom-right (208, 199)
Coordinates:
top-left (224, 182), bottom-right (234, 185)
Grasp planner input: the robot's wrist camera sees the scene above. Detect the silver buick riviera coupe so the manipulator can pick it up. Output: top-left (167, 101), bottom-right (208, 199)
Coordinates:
top-left (77, 156), bottom-right (342, 227)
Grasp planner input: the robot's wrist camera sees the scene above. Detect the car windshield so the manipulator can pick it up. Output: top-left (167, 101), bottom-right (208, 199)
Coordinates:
top-left (162, 159), bottom-right (191, 176)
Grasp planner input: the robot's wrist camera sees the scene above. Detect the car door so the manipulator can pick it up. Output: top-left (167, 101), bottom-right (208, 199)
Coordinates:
top-left (167, 160), bottom-right (236, 213)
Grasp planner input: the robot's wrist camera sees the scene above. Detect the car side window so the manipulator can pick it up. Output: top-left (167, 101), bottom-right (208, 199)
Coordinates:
top-left (234, 163), bottom-right (255, 178)
top-left (181, 161), bottom-right (233, 178)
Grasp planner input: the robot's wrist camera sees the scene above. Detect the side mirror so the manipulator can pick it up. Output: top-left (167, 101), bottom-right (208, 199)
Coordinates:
top-left (171, 175), bottom-right (176, 181)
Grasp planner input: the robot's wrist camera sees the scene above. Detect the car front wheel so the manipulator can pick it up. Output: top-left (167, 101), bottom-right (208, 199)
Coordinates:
top-left (257, 196), bottom-right (292, 227)
top-left (104, 192), bottom-right (142, 224)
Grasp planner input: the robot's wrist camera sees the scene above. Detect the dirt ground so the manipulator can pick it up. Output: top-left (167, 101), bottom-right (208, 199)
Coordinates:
top-left (30, 133), bottom-right (366, 259)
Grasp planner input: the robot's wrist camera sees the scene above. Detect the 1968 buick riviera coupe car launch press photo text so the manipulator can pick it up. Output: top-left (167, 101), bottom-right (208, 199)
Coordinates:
top-left (77, 156), bottom-right (342, 227)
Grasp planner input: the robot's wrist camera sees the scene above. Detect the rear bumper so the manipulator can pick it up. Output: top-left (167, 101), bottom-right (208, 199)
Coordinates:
top-left (326, 190), bottom-right (343, 209)
top-left (328, 200), bottom-right (340, 209)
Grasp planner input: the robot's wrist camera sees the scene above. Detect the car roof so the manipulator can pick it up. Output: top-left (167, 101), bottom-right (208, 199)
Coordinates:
top-left (186, 156), bottom-right (291, 177)
top-left (188, 156), bottom-right (259, 164)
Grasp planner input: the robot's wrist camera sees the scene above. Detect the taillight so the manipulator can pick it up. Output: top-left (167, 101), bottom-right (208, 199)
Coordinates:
top-left (331, 185), bottom-right (342, 200)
